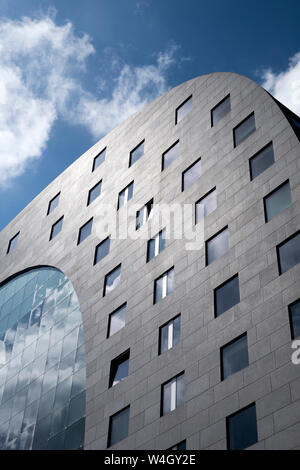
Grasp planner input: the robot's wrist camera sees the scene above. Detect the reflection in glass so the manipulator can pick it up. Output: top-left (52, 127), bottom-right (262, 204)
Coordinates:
top-left (162, 141), bottom-right (179, 170)
top-left (93, 148), bottom-right (106, 171)
top-left (277, 232), bottom-right (300, 274)
top-left (87, 180), bottom-right (102, 206)
top-left (264, 181), bottom-right (291, 222)
top-left (104, 265), bottom-right (121, 296)
top-left (211, 95), bottom-right (231, 127)
top-left (108, 406), bottom-right (130, 447)
top-left (182, 159), bottom-right (202, 191)
top-left (227, 404), bottom-right (258, 450)
top-left (249, 142), bottom-right (275, 180)
top-left (176, 96), bottom-right (192, 124)
top-left (162, 373), bottom-right (184, 416)
top-left (159, 315), bottom-right (181, 355)
top-left (206, 227), bottom-right (229, 265)
top-left (289, 300), bottom-right (300, 339)
top-left (221, 334), bottom-right (248, 380)
top-left (108, 304), bottom-right (126, 337)
top-left (0, 266), bottom-right (86, 450)
top-left (196, 188), bottom-right (217, 223)
top-left (215, 275), bottom-right (240, 317)
top-left (78, 218), bottom-right (93, 245)
top-left (129, 141), bottom-right (144, 167)
top-left (234, 113), bottom-right (256, 147)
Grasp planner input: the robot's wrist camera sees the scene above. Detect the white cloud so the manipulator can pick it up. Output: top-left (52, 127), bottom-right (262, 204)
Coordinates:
top-left (0, 14), bottom-right (180, 187)
top-left (261, 52), bottom-right (300, 116)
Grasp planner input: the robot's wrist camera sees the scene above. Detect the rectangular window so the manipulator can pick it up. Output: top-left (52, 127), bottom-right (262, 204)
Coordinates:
top-left (277, 231), bottom-right (300, 275)
top-left (47, 192), bottom-right (60, 215)
top-left (94, 236), bottom-right (110, 265)
top-left (195, 187), bottom-right (217, 223)
top-left (206, 227), bottom-right (229, 265)
top-left (92, 148), bottom-right (106, 171)
top-left (162, 141), bottom-right (179, 171)
top-left (226, 403), bottom-right (258, 450)
top-left (136, 199), bottom-right (153, 230)
top-left (7, 232), bottom-right (19, 254)
top-left (107, 303), bottom-right (126, 338)
top-left (221, 333), bottom-right (248, 380)
top-left (263, 180), bottom-right (291, 222)
top-left (109, 350), bottom-right (130, 387)
top-left (161, 372), bottom-right (184, 416)
top-left (147, 228), bottom-right (166, 262)
top-left (107, 406), bottom-right (130, 448)
top-left (175, 95), bottom-right (192, 124)
top-left (118, 182), bottom-right (134, 210)
top-left (289, 299), bottom-right (300, 339)
top-left (211, 94), bottom-right (231, 127)
top-left (182, 158), bottom-right (202, 191)
top-left (249, 142), bottom-right (275, 180)
top-left (233, 112), bottom-right (256, 147)
top-left (170, 441), bottom-right (186, 450)
top-left (87, 180), bottom-right (102, 206)
top-left (214, 274), bottom-right (240, 317)
top-left (50, 216), bottom-right (64, 241)
top-left (154, 267), bottom-right (174, 304)
top-left (129, 140), bottom-right (144, 167)
top-left (77, 218), bottom-right (93, 245)
top-left (103, 264), bottom-right (121, 296)
top-left (159, 314), bottom-right (181, 355)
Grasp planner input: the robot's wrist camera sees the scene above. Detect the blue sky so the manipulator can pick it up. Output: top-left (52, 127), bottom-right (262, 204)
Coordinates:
top-left (0, 0), bottom-right (300, 230)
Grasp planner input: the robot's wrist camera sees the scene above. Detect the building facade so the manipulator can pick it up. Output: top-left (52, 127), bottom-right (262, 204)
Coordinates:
top-left (0, 72), bottom-right (300, 450)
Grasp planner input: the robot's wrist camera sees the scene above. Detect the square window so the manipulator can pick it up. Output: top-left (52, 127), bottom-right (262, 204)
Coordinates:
top-left (50, 217), bottom-right (64, 241)
top-left (129, 140), bottom-right (144, 167)
top-left (107, 406), bottom-right (130, 447)
top-left (162, 141), bottom-right (179, 171)
top-left (227, 403), bottom-right (258, 450)
top-left (233, 112), bottom-right (256, 147)
top-left (118, 182), bottom-right (134, 210)
top-left (264, 180), bottom-right (291, 222)
top-left (159, 315), bottom-right (181, 355)
top-left (107, 303), bottom-right (126, 338)
top-left (221, 333), bottom-right (248, 380)
top-left (170, 440), bottom-right (186, 450)
top-left (147, 229), bottom-right (166, 262)
top-left (47, 193), bottom-right (60, 215)
top-left (7, 232), bottom-right (19, 254)
top-left (136, 199), bottom-right (153, 230)
top-left (182, 158), bottom-right (202, 191)
top-left (206, 227), bottom-right (229, 265)
top-left (211, 95), bottom-right (231, 127)
top-left (195, 188), bottom-right (217, 223)
top-left (289, 299), bottom-right (300, 339)
top-left (214, 274), bottom-right (240, 317)
top-left (161, 372), bottom-right (184, 416)
top-left (175, 95), bottom-right (192, 124)
top-left (154, 267), bottom-right (174, 304)
top-left (94, 237), bottom-right (110, 265)
top-left (249, 142), bottom-right (275, 180)
top-left (87, 180), bottom-right (102, 206)
top-left (92, 148), bottom-right (106, 171)
top-left (109, 350), bottom-right (130, 387)
top-left (103, 264), bottom-right (121, 296)
top-left (277, 231), bottom-right (300, 275)
top-left (77, 218), bottom-right (93, 245)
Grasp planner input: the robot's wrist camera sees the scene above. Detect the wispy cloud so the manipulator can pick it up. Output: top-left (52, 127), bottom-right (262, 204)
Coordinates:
top-left (0, 15), bottom-right (180, 187)
top-left (261, 52), bottom-right (300, 116)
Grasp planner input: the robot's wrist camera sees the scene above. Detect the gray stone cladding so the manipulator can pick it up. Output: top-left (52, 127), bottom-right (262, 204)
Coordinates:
top-left (0, 72), bottom-right (300, 450)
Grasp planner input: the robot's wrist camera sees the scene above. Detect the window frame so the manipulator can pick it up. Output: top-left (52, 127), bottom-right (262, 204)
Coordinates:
top-left (214, 273), bottom-right (240, 318)
top-left (153, 267), bottom-right (174, 304)
top-left (136, 198), bottom-right (153, 230)
top-left (161, 140), bottom-right (180, 171)
top-left (77, 217), bottom-right (93, 245)
top-left (181, 157), bottom-right (202, 192)
top-left (195, 187), bottom-right (217, 224)
top-left (103, 264), bottom-right (122, 297)
top-left (288, 299), bottom-right (300, 340)
top-left (263, 179), bottom-right (291, 223)
top-left (249, 141), bottom-right (274, 181)
top-left (107, 303), bottom-right (127, 338)
top-left (211, 94), bottom-right (231, 127)
top-left (175, 95), bottom-right (192, 125)
top-left (109, 349), bottom-right (130, 388)
top-left (7, 232), bottom-right (20, 254)
top-left (117, 181), bottom-right (134, 210)
top-left (92, 148), bottom-right (106, 172)
top-left (87, 180), bottom-right (102, 206)
top-left (205, 226), bottom-right (229, 266)
top-left (276, 230), bottom-right (300, 275)
top-left (233, 112), bottom-right (256, 148)
top-left (226, 402), bottom-right (258, 450)
top-left (158, 314), bottom-right (181, 355)
top-left (147, 228), bottom-right (166, 262)
top-left (47, 192), bottom-right (60, 216)
top-left (94, 236), bottom-right (110, 265)
top-left (220, 332), bottom-right (248, 381)
top-left (49, 216), bottom-right (64, 241)
top-left (107, 405), bottom-right (130, 448)
top-left (160, 371), bottom-right (184, 417)
top-left (129, 140), bottom-right (145, 168)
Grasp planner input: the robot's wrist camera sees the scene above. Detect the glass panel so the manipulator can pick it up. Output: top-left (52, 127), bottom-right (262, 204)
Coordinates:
top-left (227, 404), bottom-right (258, 450)
top-left (278, 232), bottom-right (300, 274)
top-left (234, 114), bottom-right (256, 147)
top-left (147, 238), bottom-right (156, 262)
top-left (196, 189), bottom-right (217, 223)
top-left (167, 269), bottom-right (174, 295)
top-left (183, 159), bottom-right (202, 190)
top-left (48, 194), bottom-right (60, 215)
top-left (215, 275), bottom-right (240, 317)
top-left (159, 229), bottom-right (166, 253)
top-left (78, 219), bottom-right (93, 244)
top-left (8, 233), bottom-right (19, 253)
top-left (176, 96), bottom-right (192, 124)
top-left (290, 300), bottom-right (300, 339)
top-left (212, 95), bottom-right (231, 126)
top-left (176, 374), bottom-right (184, 408)
top-left (130, 141), bottom-right (144, 166)
top-left (95, 237), bottom-right (110, 264)
top-left (136, 207), bottom-right (145, 230)
top-left (109, 406), bottom-right (130, 447)
top-left (222, 334), bottom-right (249, 380)
top-left (163, 380), bottom-right (172, 415)
top-left (154, 276), bottom-right (163, 304)
top-left (127, 182), bottom-right (134, 201)
top-left (206, 228), bottom-right (229, 265)
top-left (118, 189), bottom-right (126, 209)
top-left (0, 267), bottom-right (86, 450)
top-left (160, 323), bottom-right (169, 355)
top-left (112, 356), bottom-right (129, 386)
top-left (250, 143), bottom-right (275, 179)
top-left (171, 440), bottom-right (186, 450)
top-left (51, 218), bottom-right (63, 240)
top-left (163, 142), bottom-right (179, 170)
top-left (264, 181), bottom-right (291, 222)
top-left (104, 265), bottom-right (121, 296)
top-left (88, 181), bottom-right (102, 205)
top-left (173, 316), bottom-right (181, 347)
top-left (109, 304), bottom-right (126, 337)
top-left (93, 148), bottom-right (106, 171)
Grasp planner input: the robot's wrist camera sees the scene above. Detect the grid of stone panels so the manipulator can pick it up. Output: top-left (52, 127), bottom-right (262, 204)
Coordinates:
top-left (0, 267), bottom-right (86, 450)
